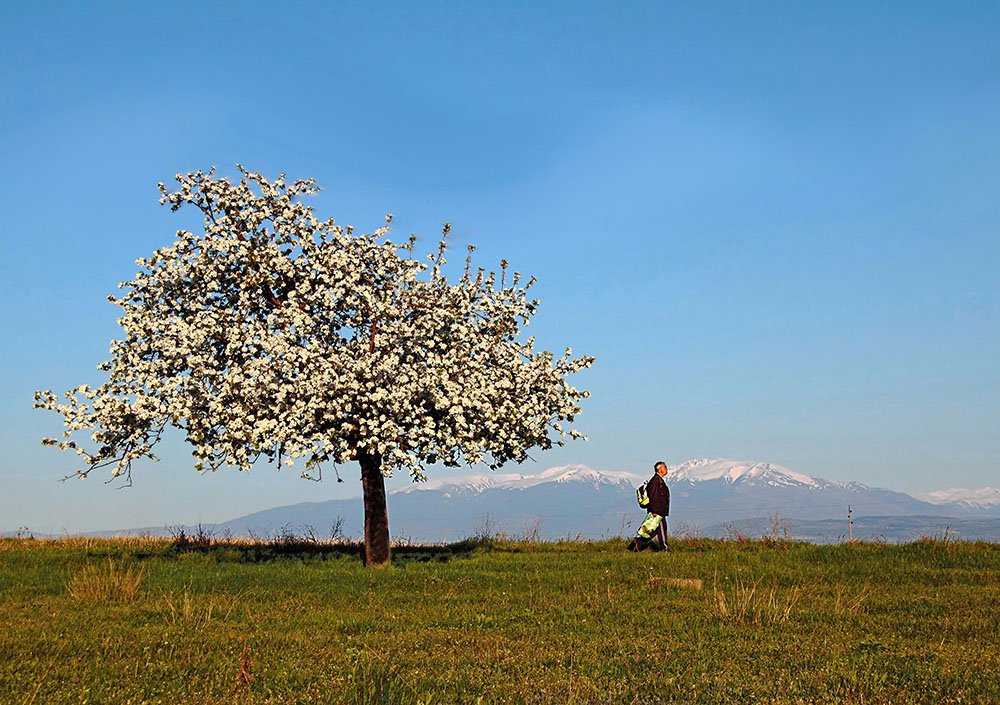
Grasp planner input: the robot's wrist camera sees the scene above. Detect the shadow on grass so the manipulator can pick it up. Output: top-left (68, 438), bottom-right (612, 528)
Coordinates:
top-left (151, 530), bottom-right (491, 565)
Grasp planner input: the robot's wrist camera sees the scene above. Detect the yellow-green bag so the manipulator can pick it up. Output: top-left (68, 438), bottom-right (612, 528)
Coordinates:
top-left (637, 513), bottom-right (662, 539)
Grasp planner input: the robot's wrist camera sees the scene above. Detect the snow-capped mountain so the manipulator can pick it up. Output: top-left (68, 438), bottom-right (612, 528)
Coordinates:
top-left (392, 464), bottom-right (642, 495)
top-left (391, 458), bottom-right (837, 496)
top-left (912, 487), bottom-right (1000, 511)
top-left (667, 458), bottom-right (824, 488)
top-left (98, 459), bottom-right (1000, 543)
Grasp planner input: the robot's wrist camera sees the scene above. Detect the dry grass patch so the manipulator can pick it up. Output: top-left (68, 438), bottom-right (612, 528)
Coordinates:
top-left (163, 587), bottom-right (243, 628)
top-left (711, 576), bottom-right (801, 626)
top-left (66, 558), bottom-right (144, 603)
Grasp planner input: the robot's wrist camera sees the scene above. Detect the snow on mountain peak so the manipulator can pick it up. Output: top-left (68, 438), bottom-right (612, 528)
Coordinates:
top-left (911, 487), bottom-right (1000, 508)
top-left (667, 458), bottom-right (822, 488)
top-left (537, 464), bottom-right (637, 484)
top-left (389, 460), bottom-right (997, 516)
top-left (390, 459), bottom-right (832, 496)
top-left (391, 464), bottom-right (642, 495)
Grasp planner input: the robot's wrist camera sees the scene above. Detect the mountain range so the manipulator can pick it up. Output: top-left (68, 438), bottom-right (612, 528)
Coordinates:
top-left (150, 458), bottom-right (999, 544)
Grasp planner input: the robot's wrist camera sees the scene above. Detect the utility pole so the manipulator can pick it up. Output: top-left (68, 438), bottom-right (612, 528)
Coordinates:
top-left (848, 505), bottom-right (854, 544)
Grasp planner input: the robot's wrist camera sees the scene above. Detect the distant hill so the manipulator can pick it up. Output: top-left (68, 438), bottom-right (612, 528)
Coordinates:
top-left (85, 458), bottom-right (1000, 544)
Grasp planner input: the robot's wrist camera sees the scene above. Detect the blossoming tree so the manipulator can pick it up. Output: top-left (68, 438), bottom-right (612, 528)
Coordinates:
top-left (35, 167), bottom-right (593, 565)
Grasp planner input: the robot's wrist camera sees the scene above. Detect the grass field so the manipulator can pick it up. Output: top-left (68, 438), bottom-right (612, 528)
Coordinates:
top-left (1, 534), bottom-right (997, 704)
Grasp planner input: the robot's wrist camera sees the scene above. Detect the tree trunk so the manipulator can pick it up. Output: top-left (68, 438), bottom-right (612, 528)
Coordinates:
top-left (358, 450), bottom-right (391, 566)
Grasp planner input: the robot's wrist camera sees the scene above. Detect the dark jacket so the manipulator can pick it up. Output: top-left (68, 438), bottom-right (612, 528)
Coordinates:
top-left (646, 474), bottom-right (670, 517)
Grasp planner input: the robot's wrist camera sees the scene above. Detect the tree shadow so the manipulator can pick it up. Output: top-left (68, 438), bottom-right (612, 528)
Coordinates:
top-left (153, 533), bottom-right (487, 565)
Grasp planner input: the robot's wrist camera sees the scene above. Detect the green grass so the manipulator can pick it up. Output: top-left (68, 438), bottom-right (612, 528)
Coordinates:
top-left (1, 535), bottom-right (997, 704)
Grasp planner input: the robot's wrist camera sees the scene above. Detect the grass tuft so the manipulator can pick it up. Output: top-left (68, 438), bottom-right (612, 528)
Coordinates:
top-left (66, 558), bottom-right (144, 602)
top-left (162, 586), bottom-right (242, 628)
top-left (834, 582), bottom-right (872, 617)
top-left (711, 576), bottom-right (801, 626)
top-left (350, 651), bottom-right (419, 705)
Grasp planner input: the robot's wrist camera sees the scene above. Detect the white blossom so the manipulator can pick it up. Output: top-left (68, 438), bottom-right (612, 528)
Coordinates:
top-left (35, 166), bottom-right (594, 484)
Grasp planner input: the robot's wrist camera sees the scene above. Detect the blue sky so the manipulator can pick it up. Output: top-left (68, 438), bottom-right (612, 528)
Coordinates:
top-left (2, 2), bottom-right (998, 533)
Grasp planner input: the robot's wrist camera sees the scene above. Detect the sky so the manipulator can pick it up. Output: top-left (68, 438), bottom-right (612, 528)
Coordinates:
top-left (2, 2), bottom-right (998, 534)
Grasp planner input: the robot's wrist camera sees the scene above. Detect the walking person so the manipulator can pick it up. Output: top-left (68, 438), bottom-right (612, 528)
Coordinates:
top-left (628, 461), bottom-right (670, 552)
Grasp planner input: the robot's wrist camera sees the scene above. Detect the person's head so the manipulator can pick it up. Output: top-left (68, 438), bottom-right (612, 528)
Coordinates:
top-left (654, 461), bottom-right (668, 477)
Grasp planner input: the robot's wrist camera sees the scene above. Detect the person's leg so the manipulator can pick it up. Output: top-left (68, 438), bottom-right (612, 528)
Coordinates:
top-left (655, 517), bottom-right (669, 551)
top-left (630, 513), bottom-right (662, 552)
top-left (627, 535), bottom-right (650, 552)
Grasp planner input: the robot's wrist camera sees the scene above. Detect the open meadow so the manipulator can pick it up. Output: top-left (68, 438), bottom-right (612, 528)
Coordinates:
top-left (1, 534), bottom-right (997, 704)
